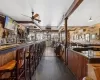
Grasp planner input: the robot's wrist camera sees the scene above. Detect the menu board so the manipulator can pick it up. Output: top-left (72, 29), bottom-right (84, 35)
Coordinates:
top-left (5, 16), bottom-right (15, 30)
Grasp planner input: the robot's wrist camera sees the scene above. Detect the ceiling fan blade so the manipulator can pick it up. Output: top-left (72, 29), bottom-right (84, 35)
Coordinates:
top-left (31, 20), bottom-right (42, 30)
top-left (21, 14), bottom-right (31, 18)
top-left (34, 21), bottom-right (42, 30)
top-left (34, 14), bottom-right (39, 18)
top-left (34, 18), bottom-right (41, 22)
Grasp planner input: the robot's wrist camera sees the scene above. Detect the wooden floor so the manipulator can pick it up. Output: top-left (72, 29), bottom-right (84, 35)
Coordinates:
top-left (32, 47), bottom-right (76, 80)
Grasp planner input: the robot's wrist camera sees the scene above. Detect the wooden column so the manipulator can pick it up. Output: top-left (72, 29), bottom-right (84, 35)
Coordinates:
top-left (64, 17), bottom-right (68, 65)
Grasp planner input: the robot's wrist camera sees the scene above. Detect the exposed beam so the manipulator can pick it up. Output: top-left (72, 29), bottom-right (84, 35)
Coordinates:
top-left (58, 0), bottom-right (83, 28)
top-left (65, 0), bottom-right (83, 17)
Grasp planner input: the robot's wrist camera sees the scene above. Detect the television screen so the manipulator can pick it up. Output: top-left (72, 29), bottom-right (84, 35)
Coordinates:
top-left (5, 16), bottom-right (15, 30)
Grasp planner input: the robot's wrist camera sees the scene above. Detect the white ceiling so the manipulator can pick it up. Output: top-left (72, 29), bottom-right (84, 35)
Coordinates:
top-left (68, 0), bottom-right (100, 26)
top-left (0, 0), bottom-right (74, 27)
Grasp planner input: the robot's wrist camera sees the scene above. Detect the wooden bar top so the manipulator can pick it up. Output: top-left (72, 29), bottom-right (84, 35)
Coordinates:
top-left (0, 42), bottom-right (35, 54)
top-left (0, 44), bottom-right (20, 51)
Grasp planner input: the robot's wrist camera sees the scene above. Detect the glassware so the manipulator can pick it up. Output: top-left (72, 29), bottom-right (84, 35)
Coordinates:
top-left (88, 50), bottom-right (94, 58)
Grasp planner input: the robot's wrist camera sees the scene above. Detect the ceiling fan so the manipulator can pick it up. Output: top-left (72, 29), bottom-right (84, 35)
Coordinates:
top-left (21, 11), bottom-right (41, 23)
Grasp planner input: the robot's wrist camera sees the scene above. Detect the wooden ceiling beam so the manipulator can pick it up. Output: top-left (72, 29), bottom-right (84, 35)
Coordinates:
top-left (65, 0), bottom-right (83, 18)
top-left (58, 0), bottom-right (83, 29)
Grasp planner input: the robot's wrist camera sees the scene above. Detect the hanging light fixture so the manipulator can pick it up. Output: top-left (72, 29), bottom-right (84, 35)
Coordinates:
top-left (88, 16), bottom-right (93, 22)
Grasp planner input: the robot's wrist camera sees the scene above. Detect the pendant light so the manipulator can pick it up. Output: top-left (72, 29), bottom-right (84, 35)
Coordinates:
top-left (88, 17), bottom-right (93, 22)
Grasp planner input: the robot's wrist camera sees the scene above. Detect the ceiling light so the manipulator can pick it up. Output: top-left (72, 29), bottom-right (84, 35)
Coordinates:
top-left (88, 17), bottom-right (93, 22)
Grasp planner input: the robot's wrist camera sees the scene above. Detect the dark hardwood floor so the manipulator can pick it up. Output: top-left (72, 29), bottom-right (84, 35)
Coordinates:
top-left (32, 47), bottom-right (76, 80)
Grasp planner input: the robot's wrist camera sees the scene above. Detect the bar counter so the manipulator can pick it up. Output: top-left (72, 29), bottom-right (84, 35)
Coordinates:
top-left (0, 41), bottom-right (41, 54)
top-left (67, 47), bottom-right (100, 80)
top-left (0, 41), bottom-right (46, 80)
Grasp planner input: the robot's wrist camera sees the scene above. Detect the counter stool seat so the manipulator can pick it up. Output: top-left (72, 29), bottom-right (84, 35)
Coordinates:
top-left (0, 60), bottom-right (16, 71)
top-left (0, 60), bottom-right (16, 80)
top-left (0, 59), bottom-right (24, 71)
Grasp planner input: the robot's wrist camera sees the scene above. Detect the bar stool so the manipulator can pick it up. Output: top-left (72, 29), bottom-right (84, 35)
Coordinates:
top-left (34, 43), bottom-right (38, 69)
top-left (37, 44), bottom-right (40, 65)
top-left (37, 43), bottom-right (40, 67)
top-left (0, 60), bottom-right (16, 80)
top-left (26, 51), bottom-right (30, 70)
top-left (39, 44), bottom-right (42, 60)
top-left (27, 44), bottom-right (35, 80)
top-left (0, 48), bottom-right (26, 80)
top-left (16, 48), bottom-right (26, 80)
